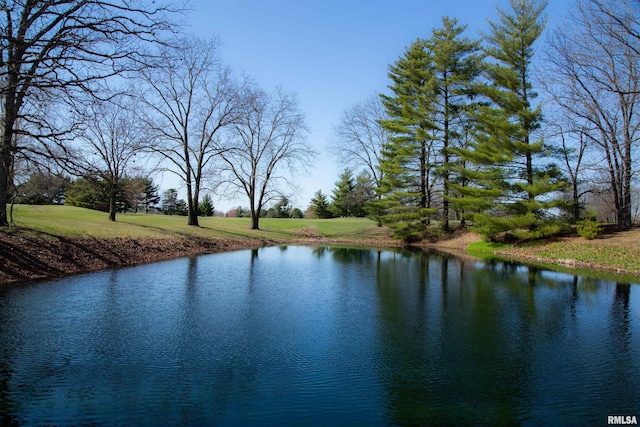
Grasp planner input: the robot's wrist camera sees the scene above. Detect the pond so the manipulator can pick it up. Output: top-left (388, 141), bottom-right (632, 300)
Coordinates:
top-left (0, 246), bottom-right (638, 425)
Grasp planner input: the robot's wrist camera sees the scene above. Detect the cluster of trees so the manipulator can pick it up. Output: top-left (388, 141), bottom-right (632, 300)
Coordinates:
top-left (331, 0), bottom-right (640, 241)
top-left (309, 169), bottom-right (376, 219)
top-left (66, 176), bottom-right (160, 214)
top-left (13, 169), bottom-right (162, 215)
top-left (1, 1), bottom-right (314, 229)
top-left (13, 171), bottom-right (70, 206)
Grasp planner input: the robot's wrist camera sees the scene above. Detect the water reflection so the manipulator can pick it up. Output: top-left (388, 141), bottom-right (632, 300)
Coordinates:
top-left (370, 251), bottom-right (640, 425)
top-left (0, 246), bottom-right (638, 425)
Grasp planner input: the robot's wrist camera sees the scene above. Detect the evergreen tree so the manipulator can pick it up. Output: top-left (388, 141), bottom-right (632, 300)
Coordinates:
top-left (446, 109), bottom-right (480, 229)
top-left (198, 194), bottom-right (215, 217)
top-left (378, 39), bottom-right (438, 241)
top-left (65, 177), bottom-right (103, 210)
top-left (143, 178), bottom-right (161, 213)
top-left (453, 0), bottom-right (565, 240)
top-left (268, 197), bottom-right (292, 218)
top-left (331, 169), bottom-right (356, 217)
top-left (425, 17), bottom-right (482, 231)
top-left (175, 199), bottom-right (189, 216)
top-left (310, 190), bottom-right (333, 219)
top-left (66, 176), bottom-right (140, 213)
top-left (16, 172), bottom-right (69, 205)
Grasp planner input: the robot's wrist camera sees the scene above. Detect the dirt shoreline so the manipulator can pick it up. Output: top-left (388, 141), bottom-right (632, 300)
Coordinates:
top-left (0, 233), bottom-right (267, 286)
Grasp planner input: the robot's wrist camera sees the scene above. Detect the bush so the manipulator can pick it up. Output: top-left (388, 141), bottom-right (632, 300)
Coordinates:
top-left (576, 218), bottom-right (601, 240)
top-left (512, 221), bottom-right (571, 241)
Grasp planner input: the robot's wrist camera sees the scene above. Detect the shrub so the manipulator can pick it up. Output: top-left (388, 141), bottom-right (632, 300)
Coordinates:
top-left (512, 221), bottom-right (571, 241)
top-left (576, 218), bottom-right (601, 240)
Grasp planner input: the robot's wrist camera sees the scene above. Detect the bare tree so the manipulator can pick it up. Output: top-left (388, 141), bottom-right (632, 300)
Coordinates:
top-left (543, 0), bottom-right (640, 228)
top-left (218, 87), bottom-right (313, 230)
top-left (136, 36), bottom-right (246, 226)
top-left (545, 108), bottom-right (591, 222)
top-left (123, 176), bottom-right (147, 214)
top-left (329, 94), bottom-right (388, 186)
top-left (0, 0), bottom-right (181, 226)
top-left (74, 95), bottom-right (146, 221)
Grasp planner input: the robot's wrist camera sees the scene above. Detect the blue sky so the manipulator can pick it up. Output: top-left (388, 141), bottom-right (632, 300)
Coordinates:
top-left (181, 0), bottom-right (573, 212)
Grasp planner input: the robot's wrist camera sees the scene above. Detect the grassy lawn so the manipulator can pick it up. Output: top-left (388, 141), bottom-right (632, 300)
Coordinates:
top-left (465, 241), bottom-right (509, 256)
top-left (466, 227), bottom-right (640, 278)
top-left (7, 204), bottom-right (391, 242)
top-left (533, 242), bottom-right (640, 273)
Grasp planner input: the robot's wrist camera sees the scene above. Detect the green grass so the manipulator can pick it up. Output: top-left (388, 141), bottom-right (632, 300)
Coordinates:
top-left (466, 233), bottom-right (640, 280)
top-left (7, 204), bottom-right (391, 242)
top-left (535, 242), bottom-right (640, 273)
top-left (466, 241), bottom-right (509, 255)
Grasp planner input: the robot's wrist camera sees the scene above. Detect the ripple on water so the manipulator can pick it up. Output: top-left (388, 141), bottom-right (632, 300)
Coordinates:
top-left (0, 247), bottom-right (638, 426)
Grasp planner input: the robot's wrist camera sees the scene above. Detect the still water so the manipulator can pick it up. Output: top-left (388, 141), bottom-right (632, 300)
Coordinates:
top-left (0, 246), bottom-right (638, 425)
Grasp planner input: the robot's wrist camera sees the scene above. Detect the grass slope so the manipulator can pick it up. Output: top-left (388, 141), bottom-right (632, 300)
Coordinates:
top-left (468, 228), bottom-right (640, 280)
top-left (7, 204), bottom-right (392, 242)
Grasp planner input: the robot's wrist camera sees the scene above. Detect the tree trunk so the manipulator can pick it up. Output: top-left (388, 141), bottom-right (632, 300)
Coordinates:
top-left (250, 191), bottom-right (260, 229)
top-left (621, 141), bottom-right (633, 228)
top-left (250, 199), bottom-right (261, 229)
top-left (618, 205), bottom-right (632, 229)
top-left (0, 150), bottom-right (10, 226)
top-left (442, 86), bottom-right (450, 233)
top-left (185, 178), bottom-right (199, 226)
top-left (572, 181), bottom-right (580, 223)
top-left (0, 116), bottom-right (15, 227)
top-left (109, 186), bottom-right (117, 222)
top-left (188, 205), bottom-right (199, 226)
top-left (0, 63), bottom-right (19, 227)
top-left (420, 143), bottom-right (427, 210)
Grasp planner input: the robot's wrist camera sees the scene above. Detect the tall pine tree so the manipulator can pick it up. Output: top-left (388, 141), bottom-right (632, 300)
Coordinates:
top-left (453, 0), bottom-right (565, 240)
top-left (425, 17), bottom-right (482, 231)
top-left (378, 39), bottom-right (438, 241)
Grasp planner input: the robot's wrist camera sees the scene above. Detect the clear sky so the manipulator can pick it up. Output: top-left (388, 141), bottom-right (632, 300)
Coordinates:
top-left (176, 0), bottom-right (573, 213)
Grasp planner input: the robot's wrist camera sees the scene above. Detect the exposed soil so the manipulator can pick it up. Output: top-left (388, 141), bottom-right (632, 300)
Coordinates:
top-left (0, 232), bottom-right (268, 286)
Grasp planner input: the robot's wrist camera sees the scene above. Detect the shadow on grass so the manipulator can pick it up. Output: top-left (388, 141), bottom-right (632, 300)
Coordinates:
top-left (0, 232), bottom-right (66, 281)
top-left (119, 217), bottom-right (285, 241)
top-left (7, 228), bottom-right (137, 269)
top-left (0, 228), bottom-right (128, 284)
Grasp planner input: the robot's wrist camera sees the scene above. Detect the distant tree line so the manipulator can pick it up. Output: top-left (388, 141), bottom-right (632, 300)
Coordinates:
top-left (225, 197), bottom-right (304, 219)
